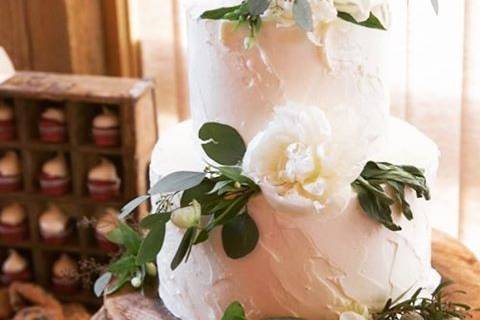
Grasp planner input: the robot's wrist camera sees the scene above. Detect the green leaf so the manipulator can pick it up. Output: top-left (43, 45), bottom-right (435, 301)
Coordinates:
top-left (137, 223), bottom-right (166, 264)
top-left (247, 0), bottom-right (270, 16)
top-left (200, 4), bottom-right (242, 20)
top-left (222, 301), bottom-right (246, 320)
top-left (170, 227), bottom-right (195, 270)
top-left (222, 212), bottom-right (259, 259)
top-left (337, 11), bottom-right (386, 30)
top-left (148, 171), bottom-right (206, 195)
top-left (108, 255), bottom-right (137, 274)
top-left (212, 195), bottom-right (249, 227)
top-left (105, 272), bottom-right (131, 295)
top-left (180, 179), bottom-right (218, 213)
top-left (431, 0), bottom-right (439, 15)
top-left (218, 166), bottom-right (255, 186)
top-left (140, 212), bottom-right (171, 229)
top-left (118, 221), bottom-right (142, 254)
top-left (119, 195), bottom-right (150, 219)
top-left (199, 122), bottom-right (246, 165)
top-left (106, 228), bottom-right (124, 245)
top-left (293, 0), bottom-right (313, 31)
top-left (94, 272), bottom-right (112, 297)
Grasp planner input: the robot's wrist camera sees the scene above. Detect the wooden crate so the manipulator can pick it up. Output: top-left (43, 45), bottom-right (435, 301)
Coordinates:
top-left (0, 71), bottom-right (157, 308)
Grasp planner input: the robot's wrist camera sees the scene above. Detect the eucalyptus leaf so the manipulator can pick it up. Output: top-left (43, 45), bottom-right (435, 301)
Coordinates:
top-left (293, 0), bottom-right (313, 31)
top-left (180, 179), bottom-right (218, 213)
top-left (106, 228), bottom-right (124, 245)
top-left (94, 272), bottom-right (112, 297)
top-left (247, 0), bottom-right (270, 16)
top-left (148, 171), bottom-right (206, 195)
top-left (431, 0), bottom-right (439, 15)
top-left (119, 195), bottom-right (150, 219)
top-left (222, 301), bottom-right (246, 320)
top-left (337, 11), bottom-right (386, 30)
top-left (200, 4), bottom-right (242, 20)
top-left (105, 272), bottom-right (131, 295)
top-left (108, 255), bottom-right (137, 274)
top-left (199, 122), bottom-right (246, 165)
top-left (170, 227), bottom-right (195, 270)
top-left (137, 223), bottom-right (166, 264)
top-left (140, 212), bottom-right (171, 229)
top-left (222, 212), bottom-right (259, 259)
top-left (118, 222), bottom-right (142, 254)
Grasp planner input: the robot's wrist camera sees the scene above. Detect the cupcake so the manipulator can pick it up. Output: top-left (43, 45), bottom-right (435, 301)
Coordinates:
top-left (87, 158), bottom-right (121, 201)
top-left (39, 108), bottom-right (67, 143)
top-left (0, 203), bottom-right (28, 242)
top-left (0, 102), bottom-right (15, 141)
top-left (92, 109), bottom-right (120, 146)
top-left (39, 205), bottom-right (70, 245)
top-left (51, 254), bottom-right (80, 294)
top-left (39, 153), bottom-right (70, 196)
top-left (1, 250), bottom-right (31, 285)
top-left (0, 151), bottom-right (22, 192)
top-left (95, 208), bottom-right (120, 253)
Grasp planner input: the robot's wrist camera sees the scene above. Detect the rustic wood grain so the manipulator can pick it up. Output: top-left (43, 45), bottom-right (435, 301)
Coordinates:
top-left (95, 229), bottom-right (480, 319)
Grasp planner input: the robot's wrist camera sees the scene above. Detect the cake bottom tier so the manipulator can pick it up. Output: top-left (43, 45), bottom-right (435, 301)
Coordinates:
top-left (150, 117), bottom-right (441, 320)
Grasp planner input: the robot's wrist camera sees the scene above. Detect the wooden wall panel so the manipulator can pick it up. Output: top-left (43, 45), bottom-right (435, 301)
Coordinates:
top-left (0, 0), bottom-right (31, 70)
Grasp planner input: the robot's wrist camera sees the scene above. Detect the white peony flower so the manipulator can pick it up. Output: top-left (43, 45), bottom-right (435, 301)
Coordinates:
top-left (243, 103), bottom-right (367, 214)
top-left (171, 200), bottom-right (201, 229)
top-left (334, 0), bottom-right (390, 25)
top-left (338, 301), bottom-right (371, 320)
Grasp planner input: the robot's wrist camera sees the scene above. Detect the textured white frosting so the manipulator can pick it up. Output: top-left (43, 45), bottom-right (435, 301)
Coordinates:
top-left (151, 118), bottom-right (440, 320)
top-left (187, 11), bottom-right (389, 144)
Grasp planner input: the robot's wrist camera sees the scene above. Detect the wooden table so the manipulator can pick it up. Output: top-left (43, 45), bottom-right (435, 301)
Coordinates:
top-left (93, 230), bottom-right (480, 319)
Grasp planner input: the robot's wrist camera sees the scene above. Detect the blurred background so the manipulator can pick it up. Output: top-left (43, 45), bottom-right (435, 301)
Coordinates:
top-left (0, 0), bottom-right (479, 256)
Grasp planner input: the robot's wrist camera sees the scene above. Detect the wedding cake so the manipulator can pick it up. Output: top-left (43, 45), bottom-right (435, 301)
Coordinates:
top-left (149, 1), bottom-right (441, 319)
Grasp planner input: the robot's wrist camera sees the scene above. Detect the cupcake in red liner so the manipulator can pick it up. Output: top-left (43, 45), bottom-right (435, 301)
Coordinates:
top-left (51, 254), bottom-right (80, 294)
top-left (92, 109), bottom-right (120, 147)
top-left (0, 151), bottom-right (22, 192)
top-left (39, 108), bottom-right (67, 143)
top-left (39, 205), bottom-right (71, 245)
top-left (0, 203), bottom-right (28, 242)
top-left (39, 153), bottom-right (70, 196)
top-left (95, 208), bottom-right (120, 253)
top-left (1, 250), bottom-right (31, 285)
top-left (87, 158), bottom-right (121, 201)
top-left (0, 102), bottom-right (16, 141)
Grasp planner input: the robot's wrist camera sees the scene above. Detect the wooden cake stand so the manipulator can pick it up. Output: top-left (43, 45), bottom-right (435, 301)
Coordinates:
top-left (92, 230), bottom-right (480, 320)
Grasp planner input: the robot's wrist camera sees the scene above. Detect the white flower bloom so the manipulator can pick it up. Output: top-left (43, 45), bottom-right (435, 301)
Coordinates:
top-left (243, 104), bottom-right (367, 214)
top-left (171, 200), bottom-right (201, 229)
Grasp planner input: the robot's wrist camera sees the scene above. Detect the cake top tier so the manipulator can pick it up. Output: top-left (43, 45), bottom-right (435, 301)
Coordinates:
top-left (187, 1), bottom-right (390, 147)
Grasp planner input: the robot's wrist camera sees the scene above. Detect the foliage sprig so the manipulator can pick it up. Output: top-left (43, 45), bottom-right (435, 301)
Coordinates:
top-left (351, 161), bottom-right (430, 231)
top-left (94, 122), bottom-right (261, 296)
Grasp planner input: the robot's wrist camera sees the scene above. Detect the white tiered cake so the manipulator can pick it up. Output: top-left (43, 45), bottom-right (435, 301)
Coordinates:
top-left (150, 1), bottom-right (440, 319)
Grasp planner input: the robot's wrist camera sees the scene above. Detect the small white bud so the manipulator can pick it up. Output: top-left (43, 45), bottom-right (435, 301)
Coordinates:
top-left (400, 312), bottom-right (424, 320)
top-left (171, 200), bottom-right (201, 229)
top-left (243, 36), bottom-right (255, 49)
top-left (130, 276), bottom-right (142, 288)
top-left (146, 262), bottom-right (157, 277)
top-left (234, 181), bottom-right (242, 189)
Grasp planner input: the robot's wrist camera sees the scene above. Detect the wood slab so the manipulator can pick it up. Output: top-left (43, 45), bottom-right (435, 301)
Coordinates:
top-left (93, 230), bottom-right (480, 319)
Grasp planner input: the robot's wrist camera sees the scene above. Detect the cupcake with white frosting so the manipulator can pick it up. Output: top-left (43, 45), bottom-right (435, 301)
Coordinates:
top-left (39, 107), bottom-right (68, 143)
top-left (92, 109), bottom-right (120, 147)
top-left (39, 204), bottom-right (70, 245)
top-left (87, 158), bottom-right (121, 201)
top-left (1, 250), bottom-right (31, 285)
top-left (95, 208), bottom-right (120, 253)
top-left (0, 151), bottom-right (22, 192)
top-left (0, 102), bottom-right (16, 141)
top-left (39, 153), bottom-right (70, 196)
top-left (52, 254), bottom-right (80, 294)
top-left (0, 203), bottom-right (28, 242)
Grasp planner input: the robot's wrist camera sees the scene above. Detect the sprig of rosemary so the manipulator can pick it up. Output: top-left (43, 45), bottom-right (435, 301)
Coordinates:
top-left (373, 282), bottom-right (472, 320)
top-left (351, 161), bottom-right (430, 231)
top-left (94, 122), bottom-right (261, 296)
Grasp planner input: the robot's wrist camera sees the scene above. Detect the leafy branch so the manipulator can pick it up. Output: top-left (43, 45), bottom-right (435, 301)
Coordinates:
top-left (351, 161), bottom-right (430, 231)
top-left (373, 282), bottom-right (472, 320)
top-left (94, 122), bottom-right (261, 296)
